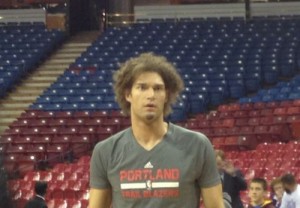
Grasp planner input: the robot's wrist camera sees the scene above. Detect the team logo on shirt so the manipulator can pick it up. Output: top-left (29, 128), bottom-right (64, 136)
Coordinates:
top-left (120, 162), bottom-right (180, 198)
top-left (144, 161), bottom-right (153, 169)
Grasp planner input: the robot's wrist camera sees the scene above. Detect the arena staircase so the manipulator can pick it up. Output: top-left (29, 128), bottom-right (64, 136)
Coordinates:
top-left (0, 31), bottom-right (100, 134)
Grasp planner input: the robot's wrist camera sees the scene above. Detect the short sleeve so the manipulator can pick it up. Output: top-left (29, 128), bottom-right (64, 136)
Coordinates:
top-left (89, 142), bottom-right (112, 189)
top-left (197, 135), bottom-right (221, 188)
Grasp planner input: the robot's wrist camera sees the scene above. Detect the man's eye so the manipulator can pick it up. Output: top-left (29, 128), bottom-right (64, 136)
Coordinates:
top-left (154, 86), bottom-right (163, 91)
top-left (138, 85), bottom-right (146, 90)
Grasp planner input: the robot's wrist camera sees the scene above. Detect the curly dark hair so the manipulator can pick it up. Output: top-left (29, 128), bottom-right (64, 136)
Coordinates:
top-left (113, 52), bottom-right (184, 117)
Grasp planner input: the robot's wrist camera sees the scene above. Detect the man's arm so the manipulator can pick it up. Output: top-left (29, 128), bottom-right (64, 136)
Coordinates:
top-left (89, 188), bottom-right (112, 208)
top-left (201, 183), bottom-right (225, 208)
top-left (223, 161), bottom-right (247, 191)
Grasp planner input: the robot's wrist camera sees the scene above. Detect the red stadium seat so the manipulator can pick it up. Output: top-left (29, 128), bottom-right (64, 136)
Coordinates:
top-left (233, 110), bottom-right (249, 118)
top-left (27, 118), bottom-right (49, 127)
top-left (7, 179), bottom-right (20, 193)
top-left (279, 100), bottom-right (293, 108)
top-left (82, 117), bottom-right (103, 126)
top-left (92, 110), bottom-right (109, 118)
top-left (248, 110), bottom-right (260, 117)
top-left (10, 119), bottom-right (30, 128)
top-left (259, 116), bottom-right (274, 126)
top-left (54, 111), bottom-right (73, 119)
top-left (52, 135), bottom-right (71, 145)
top-left (254, 125), bottom-right (269, 134)
top-left (240, 126), bottom-right (254, 135)
top-left (185, 120), bottom-right (199, 129)
top-left (273, 107), bottom-right (287, 115)
top-left (227, 103), bottom-right (241, 111)
top-left (226, 126), bottom-right (240, 135)
top-left (196, 119), bottom-right (210, 128)
top-left (287, 106), bottom-right (300, 115)
top-left (273, 115), bottom-right (288, 124)
top-left (293, 100), bottom-right (300, 107)
top-left (248, 117), bottom-right (260, 126)
top-left (260, 109), bottom-right (273, 116)
top-left (65, 118), bottom-right (86, 126)
top-left (240, 103), bottom-right (253, 111)
top-left (235, 118), bottom-right (248, 126)
top-left (218, 111), bottom-right (233, 119)
top-left (212, 137), bottom-right (225, 148)
top-left (6, 145), bottom-right (27, 154)
top-left (77, 155), bottom-right (91, 165)
top-left (253, 102), bottom-right (266, 110)
top-left (48, 118), bottom-right (67, 127)
top-left (72, 111), bottom-right (91, 118)
top-left (58, 127), bottom-right (79, 136)
top-left (35, 111), bottom-right (56, 119)
top-left (222, 118), bottom-right (235, 128)
top-left (211, 120), bottom-right (224, 128)
top-left (52, 163), bottom-right (69, 173)
top-left (269, 124), bottom-right (292, 140)
top-left (47, 199), bottom-right (66, 208)
top-left (265, 101), bottom-right (279, 109)
top-left (65, 199), bottom-right (82, 207)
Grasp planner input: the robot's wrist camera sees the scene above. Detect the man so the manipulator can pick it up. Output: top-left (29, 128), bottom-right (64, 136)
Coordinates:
top-left (215, 150), bottom-right (247, 208)
top-left (248, 178), bottom-right (274, 208)
top-left (270, 177), bottom-right (284, 208)
top-left (280, 173), bottom-right (300, 208)
top-left (24, 181), bottom-right (48, 208)
top-left (89, 53), bottom-right (224, 208)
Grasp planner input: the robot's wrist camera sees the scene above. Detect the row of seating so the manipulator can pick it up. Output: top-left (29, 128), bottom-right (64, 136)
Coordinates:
top-left (135, 14), bottom-right (300, 23)
top-left (225, 141), bottom-right (300, 182)
top-left (9, 157), bottom-right (90, 207)
top-left (34, 19), bottom-right (300, 111)
top-left (0, 23), bottom-right (65, 98)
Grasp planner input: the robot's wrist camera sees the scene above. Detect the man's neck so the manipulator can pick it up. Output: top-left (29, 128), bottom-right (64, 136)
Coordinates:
top-left (131, 118), bottom-right (168, 150)
top-left (251, 199), bottom-right (265, 207)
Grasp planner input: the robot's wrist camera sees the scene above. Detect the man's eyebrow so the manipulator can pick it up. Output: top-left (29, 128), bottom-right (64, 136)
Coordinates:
top-left (135, 82), bottom-right (165, 86)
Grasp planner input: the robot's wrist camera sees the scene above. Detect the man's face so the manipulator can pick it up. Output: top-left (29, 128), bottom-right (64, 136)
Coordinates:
top-left (273, 183), bottom-right (284, 198)
top-left (282, 183), bottom-right (295, 195)
top-left (249, 182), bottom-right (266, 205)
top-left (126, 72), bottom-right (167, 123)
top-left (216, 156), bottom-right (225, 171)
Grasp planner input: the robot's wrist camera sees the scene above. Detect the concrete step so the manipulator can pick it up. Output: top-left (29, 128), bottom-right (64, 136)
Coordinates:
top-left (0, 126), bottom-right (9, 134)
top-left (51, 53), bottom-right (82, 59)
top-left (63, 42), bottom-right (91, 48)
top-left (41, 63), bottom-right (70, 69)
top-left (23, 82), bottom-right (52, 88)
top-left (58, 48), bottom-right (87, 53)
top-left (0, 110), bottom-right (23, 117)
top-left (14, 88), bottom-right (43, 94)
top-left (34, 70), bottom-right (65, 76)
top-left (46, 58), bottom-right (76, 64)
top-left (1, 103), bottom-right (30, 109)
top-left (28, 76), bottom-right (57, 82)
top-left (0, 118), bottom-right (16, 125)
top-left (7, 95), bottom-right (37, 102)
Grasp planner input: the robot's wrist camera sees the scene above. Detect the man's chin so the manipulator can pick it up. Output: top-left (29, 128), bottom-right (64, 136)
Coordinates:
top-left (145, 114), bottom-right (155, 121)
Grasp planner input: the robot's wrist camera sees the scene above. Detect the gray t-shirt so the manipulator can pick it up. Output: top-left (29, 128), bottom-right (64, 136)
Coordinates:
top-left (90, 123), bottom-right (221, 208)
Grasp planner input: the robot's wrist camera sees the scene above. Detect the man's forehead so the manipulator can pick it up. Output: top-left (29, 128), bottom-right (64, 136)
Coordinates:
top-left (250, 183), bottom-right (263, 188)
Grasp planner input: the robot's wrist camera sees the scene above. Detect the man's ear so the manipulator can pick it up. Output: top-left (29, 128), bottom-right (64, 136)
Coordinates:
top-left (125, 89), bottom-right (131, 102)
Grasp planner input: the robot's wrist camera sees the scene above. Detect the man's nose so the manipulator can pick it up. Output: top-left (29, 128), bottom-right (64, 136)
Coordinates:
top-left (146, 88), bottom-right (155, 98)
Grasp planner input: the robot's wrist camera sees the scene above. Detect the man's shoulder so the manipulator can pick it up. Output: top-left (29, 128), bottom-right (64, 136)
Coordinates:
top-left (171, 123), bottom-right (208, 139)
top-left (94, 127), bottom-right (131, 149)
top-left (170, 123), bottom-right (211, 145)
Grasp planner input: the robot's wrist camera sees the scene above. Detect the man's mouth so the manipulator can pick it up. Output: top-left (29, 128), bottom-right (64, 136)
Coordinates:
top-left (145, 104), bottom-right (155, 108)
